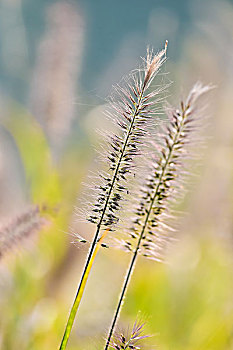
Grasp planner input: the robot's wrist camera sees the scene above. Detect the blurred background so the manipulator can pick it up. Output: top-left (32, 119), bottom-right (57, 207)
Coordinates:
top-left (0, 0), bottom-right (233, 349)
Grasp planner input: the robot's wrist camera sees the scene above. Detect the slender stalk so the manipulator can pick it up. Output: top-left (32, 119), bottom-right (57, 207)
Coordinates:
top-left (104, 108), bottom-right (186, 350)
top-left (104, 233), bottom-right (141, 350)
top-left (59, 45), bottom-right (167, 348)
top-left (59, 92), bottom-right (144, 349)
top-left (59, 230), bottom-right (108, 349)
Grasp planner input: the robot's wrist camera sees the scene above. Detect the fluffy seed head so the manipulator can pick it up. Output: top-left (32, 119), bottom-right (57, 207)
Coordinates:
top-left (0, 205), bottom-right (48, 259)
top-left (144, 40), bottom-right (168, 89)
top-left (110, 321), bottom-right (149, 350)
top-left (78, 43), bottom-right (168, 241)
top-left (120, 82), bottom-right (212, 260)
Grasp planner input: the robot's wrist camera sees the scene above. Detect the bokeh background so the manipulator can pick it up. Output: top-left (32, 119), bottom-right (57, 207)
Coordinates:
top-left (0, 0), bottom-right (233, 349)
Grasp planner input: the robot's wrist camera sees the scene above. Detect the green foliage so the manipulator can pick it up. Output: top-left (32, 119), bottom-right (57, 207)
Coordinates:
top-left (4, 103), bottom-right (61, 206)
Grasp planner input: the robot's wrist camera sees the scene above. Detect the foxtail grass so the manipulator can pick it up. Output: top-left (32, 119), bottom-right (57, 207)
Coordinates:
top-left (110, 320), bottom-right (149, 350)
top-left (59, 43), bottom-right (168, 349)
top-left (0, 205), bottom-right (47, 259)
top-left (104, 83), bottom-right (211, 349)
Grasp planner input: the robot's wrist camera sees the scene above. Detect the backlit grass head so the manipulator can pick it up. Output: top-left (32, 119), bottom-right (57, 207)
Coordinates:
top-left (77, 43), bottom-right (168, 240)
top-left (110, 320), bottom-right (149, 350)
top-left (119, 83), bottom-right (212, 260)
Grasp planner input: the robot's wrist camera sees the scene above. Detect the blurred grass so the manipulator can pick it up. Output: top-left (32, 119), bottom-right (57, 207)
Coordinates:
top-left (4, 103), bottom-right (61, 206)
top-left (125, 237), bottom-right (233, 349)
top-left (0, 103), bottom-right (88, 349)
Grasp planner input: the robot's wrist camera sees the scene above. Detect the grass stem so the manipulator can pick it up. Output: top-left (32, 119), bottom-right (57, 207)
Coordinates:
top-left (104, 107), bottom-right (186, 350)
top-left (59, 92), bottom-right (144, 349)
top-left (59, 230), bottom-right (108, 349)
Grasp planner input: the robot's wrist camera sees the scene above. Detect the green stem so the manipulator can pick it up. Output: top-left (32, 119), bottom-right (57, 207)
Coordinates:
top-left (104, 108), bottom-right (187, 350)
top-left (59, 90), bottom-right (144, 349)
top-left (59, 229), bottom-right (100, 349)
top-left (104, 184), bottom-right (156, 350)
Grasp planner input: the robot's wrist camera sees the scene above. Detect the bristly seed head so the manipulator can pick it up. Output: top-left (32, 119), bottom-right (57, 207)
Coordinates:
top-left (144, 40), bottom-right (168, 89)
top-left (110, 320), bottom-right (149, 350)
top-left (119, 82), bottom-right (212, 260)
top-left (0, 205), bottom-right (48, 259)
top-left (79, 43), bottom-right (168, 242)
